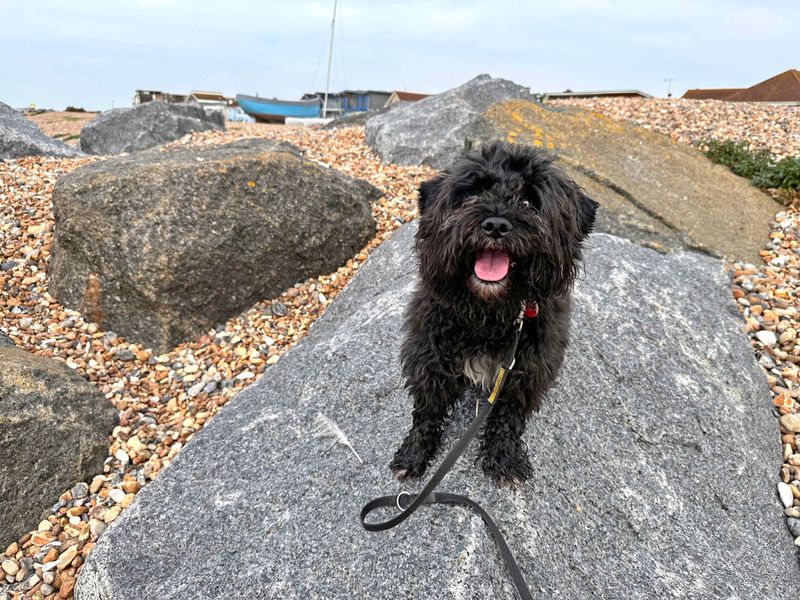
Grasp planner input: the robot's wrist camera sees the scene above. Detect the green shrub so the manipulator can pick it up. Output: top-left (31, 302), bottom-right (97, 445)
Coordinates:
top-left (774, 156), bottom-right (800, 189)
top-left (703, 139), bottom-right (799, 191)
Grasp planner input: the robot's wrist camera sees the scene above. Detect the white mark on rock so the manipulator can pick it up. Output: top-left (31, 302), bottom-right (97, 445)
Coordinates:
top-left (213, 490), bottom-right (243, 508)
top-left (447, 517), bottom-right (482, 600)
top-left (241, 412), bottom-right (281, 433)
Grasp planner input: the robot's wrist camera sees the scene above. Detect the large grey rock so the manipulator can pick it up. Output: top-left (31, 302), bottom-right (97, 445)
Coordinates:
top-left (365, 74), bottom-right (535, 168)
top-left (50, 139), bottom-right (378, 352)
top-left (76, 224), bottom-right (797, 600)
top-left (79, 101), bottom-right (224, 155)
top-left (0, 345), bottom-right (117, 542)
top-left (0, 102), bottom-right (82, 159)
top-left (465, 100), bottom-right (779, 263)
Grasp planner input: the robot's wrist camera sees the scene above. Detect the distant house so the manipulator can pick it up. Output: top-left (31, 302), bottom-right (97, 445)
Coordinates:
top-left (188, 91), bottom-right (231, 112)
top-left (543, 89), bottom-right (653, 100)
top-left (682, 88), bottom-right (744, 100)
top-left (683, 69), bottom-right (800, 104)
top-left (384, 91), bottom-right (430, 107)
top-left (301, 90), bottom-right (392, 115)
top-left (132, 90), bottom-right (188, 105)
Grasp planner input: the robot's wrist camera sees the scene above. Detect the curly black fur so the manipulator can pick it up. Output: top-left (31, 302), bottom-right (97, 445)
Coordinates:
top-left (390, 142), bottom-right (597, 487)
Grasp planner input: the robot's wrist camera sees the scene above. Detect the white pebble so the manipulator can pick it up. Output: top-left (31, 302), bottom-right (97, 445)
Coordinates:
top-left (778, 482), bottom-right (794, 508)
top-left (89, 518), bottom-right (107, 538)
top-left (42, 559), bottom-right (60, 572)
top-left (756, 330), bottom-right (777, 347)
top-left (108, 488), bottom-right (126, 504)
top-left (771, 256), bottom-right (788, 267)
top-left (114, 448), bottom-right (130, 465)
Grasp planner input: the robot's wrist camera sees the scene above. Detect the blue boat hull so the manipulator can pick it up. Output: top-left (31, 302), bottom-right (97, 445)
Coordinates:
top-left (236, 94), bottom-right (320, 123)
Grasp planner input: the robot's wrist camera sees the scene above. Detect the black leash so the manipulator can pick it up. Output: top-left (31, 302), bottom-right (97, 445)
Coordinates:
top-left (360, 305), bottom-right (535, 600)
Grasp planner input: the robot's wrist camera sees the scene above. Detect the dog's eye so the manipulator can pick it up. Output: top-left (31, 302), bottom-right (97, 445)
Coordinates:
top-left (521, 200), bottom-right (530, 208)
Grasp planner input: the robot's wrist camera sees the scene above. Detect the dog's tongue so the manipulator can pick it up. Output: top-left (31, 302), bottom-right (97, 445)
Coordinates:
top-left (474, 249), bottom-right (510, 282)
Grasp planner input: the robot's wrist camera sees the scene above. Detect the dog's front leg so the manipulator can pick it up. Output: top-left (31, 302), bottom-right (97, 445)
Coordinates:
top-left (390, 346), bottom-right (462, 481)
top-left (478, 376), bottom-right (536, 489)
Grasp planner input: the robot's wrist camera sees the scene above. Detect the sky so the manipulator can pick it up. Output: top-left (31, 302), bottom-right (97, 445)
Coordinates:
top-left (0, 0), bottom-right (798, 111)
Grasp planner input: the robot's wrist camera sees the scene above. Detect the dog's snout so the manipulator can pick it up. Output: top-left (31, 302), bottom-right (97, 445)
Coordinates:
top-left (481, 217), bottom-right (512, 238)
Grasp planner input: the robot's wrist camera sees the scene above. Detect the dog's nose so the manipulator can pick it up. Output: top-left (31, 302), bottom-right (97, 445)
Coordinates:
top-left (481, 217), bottom-right (512, 238)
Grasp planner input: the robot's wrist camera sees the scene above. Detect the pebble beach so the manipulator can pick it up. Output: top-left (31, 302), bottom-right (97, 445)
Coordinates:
top-left (549, 97), bottom-right (800, 158)
top-left (2, 100), bottom-right (800, 598)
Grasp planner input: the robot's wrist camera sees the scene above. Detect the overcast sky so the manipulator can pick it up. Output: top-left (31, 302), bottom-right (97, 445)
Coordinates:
top-left (1, 0), bottom-right (797, 110)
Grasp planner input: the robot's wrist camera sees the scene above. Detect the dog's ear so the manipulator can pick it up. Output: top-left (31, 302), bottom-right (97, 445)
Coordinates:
top-left (417, 175), bottom-right (444, 215)
top-left (576, 192), bottom-right (598, 239)
top-left (529, 171), bottom-right (597, 299)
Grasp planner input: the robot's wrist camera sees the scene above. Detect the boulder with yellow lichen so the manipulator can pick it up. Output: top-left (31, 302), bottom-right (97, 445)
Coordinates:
top-left (0, 343), bottom-right (117, 542)
top-left (465, 99), bottom-right (779, 262)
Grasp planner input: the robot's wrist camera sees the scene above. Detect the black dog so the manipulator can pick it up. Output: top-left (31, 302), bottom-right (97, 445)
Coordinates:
top-left (390, 141), bottom-right (597, 487)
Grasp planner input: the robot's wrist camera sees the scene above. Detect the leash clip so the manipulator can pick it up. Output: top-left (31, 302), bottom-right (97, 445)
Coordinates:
top-left (516, 306), bottom-right (525, 330)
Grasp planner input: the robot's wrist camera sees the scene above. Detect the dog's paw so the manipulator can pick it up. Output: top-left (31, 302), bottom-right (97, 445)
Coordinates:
top-left (391, 467), bottom-right (409, 481)
top-left (389, 456), bottom-right (428, 480)
top-left (389, 444), bottom-right (430, 481)
top-left (480, 441), bottom-right (533, 489)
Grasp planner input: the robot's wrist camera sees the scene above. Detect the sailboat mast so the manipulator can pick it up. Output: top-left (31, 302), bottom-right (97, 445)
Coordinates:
top-left (322, 0), bottom-right (337, 118)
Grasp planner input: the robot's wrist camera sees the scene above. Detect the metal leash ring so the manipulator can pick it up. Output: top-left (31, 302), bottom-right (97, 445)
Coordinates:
top-left (395, 490), bottom-right (411, 511)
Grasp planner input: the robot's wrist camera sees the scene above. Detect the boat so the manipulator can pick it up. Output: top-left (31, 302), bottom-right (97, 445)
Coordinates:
top-left (235, 94), bottom-right (321, 123)
top-left (237, 0), bottom-right (340, 125)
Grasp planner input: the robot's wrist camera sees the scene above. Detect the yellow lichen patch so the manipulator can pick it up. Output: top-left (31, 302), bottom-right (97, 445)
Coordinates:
top-left (246, 180), bottom-right (256, 188)
top-left (484, 98), bottom-right (633, 151)
top-left (485, 101), bottom-right (559, 150)
top-left (570, 108), bottom-right (627, 134)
